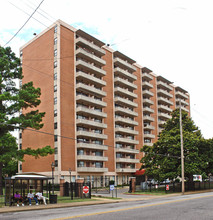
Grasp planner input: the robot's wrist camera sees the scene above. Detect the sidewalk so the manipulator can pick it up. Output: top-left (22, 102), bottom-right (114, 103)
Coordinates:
top-left (1, 189), bottom-right (212, 214)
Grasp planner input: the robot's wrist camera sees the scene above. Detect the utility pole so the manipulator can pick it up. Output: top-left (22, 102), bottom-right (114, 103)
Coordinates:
top-left (179, 100), bottom-right (185, 194)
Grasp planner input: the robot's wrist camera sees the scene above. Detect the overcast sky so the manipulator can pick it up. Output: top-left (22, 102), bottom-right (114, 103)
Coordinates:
top-left (1, 0), bottom-right (213, 138)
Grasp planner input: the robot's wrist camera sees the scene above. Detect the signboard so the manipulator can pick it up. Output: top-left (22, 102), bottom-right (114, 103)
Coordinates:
top-left (193, 175), bottom-right (202, 182)
top-left (83, 186), bottom-right (89, 194)
top-left (110, 185), bottom-right (115, 191)
top-left (166, 184), bottom-right (169, 191)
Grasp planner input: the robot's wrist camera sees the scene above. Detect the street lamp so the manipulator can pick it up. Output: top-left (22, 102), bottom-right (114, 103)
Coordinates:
top-left (69, 168), bottom-right (72, 183)
top-left (51, 162), bottom-right (55, 194)
top-left (179, 100), bottom-right (185, 194)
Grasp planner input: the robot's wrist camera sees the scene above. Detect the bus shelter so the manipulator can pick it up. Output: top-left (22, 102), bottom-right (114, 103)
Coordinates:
top-left (4, 173), bottom-right (52, 206)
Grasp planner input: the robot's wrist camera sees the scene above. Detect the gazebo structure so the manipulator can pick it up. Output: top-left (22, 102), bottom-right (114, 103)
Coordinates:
top-left (4, 173), bottom-right (52, 206)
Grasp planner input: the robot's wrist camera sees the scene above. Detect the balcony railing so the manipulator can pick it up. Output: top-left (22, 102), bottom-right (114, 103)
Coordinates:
top-left (157, 81), bottom-right (173, 91)
top-left (77, 155), bottom-right (108, 161)
top-left (76, 118), bottom-right (107, 129)
top-left (115, 137), bottom-right (139, 145)
top-left (142, 72), bottom-right (153, 81)
top-left (114, 77), bottom-right (137, 90)
top-left (76, 106), bottom-right (107, 118)
top-left (116, 158), bottom-right (139, 163)
top-left (114, 97), bottom-right (138, 108)
top-left (76, 48), bottom-right (106, 66)
top-left (76, 130), bottom-right (107, 140)
top-left (77, 142), bottom-right (108, 151)
top-left (115, 116), bottom-right (138, 126)
top-left (76, 71), bottom-right (106, 87)
top-left (115, 127), bottom-right (139, 135)
top-left (114, 87), bottom-right (137, 99)
top-left (115, 106), bottom-right (138, 117)
top-left (114, 57), bottom-right (136, 72)
top-left (76, 83), bottom-right (106, 97)
top-left (76, 60), bottom-right (106, 77)
top-left (76, 37), bottom-right (106, 56)
top-left (157, 89), bottom-right (173, 98)
top-left (114, 67), bottom-right (137, 81)
top-left (116, 147), bottom-right (139, 154)
top-left (76, 95), bottom-right (107, 108)
top-left (77, 167), bottom-right (108, 172)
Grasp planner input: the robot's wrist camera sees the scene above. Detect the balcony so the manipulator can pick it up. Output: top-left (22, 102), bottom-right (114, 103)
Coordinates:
top-left (114, 77), bottom-right (137, 90)
top-left (142, 90), bottom-right (154, 98)
top-left (115, 127), bottom-right (139, 135)
top-left (143, 133), bottom-right (155, 139)
top-left (77, 142), bottom-right (108, 151)
top-left (114, 87), bottom-right (137, 99)
top-left (76, 37), bottom-right (106, 56)
top-left (76, 119), bottom-right (107, 129)
top-left (143, 98), bottom-right (154, 105)
top-left (143, 143), bottom-right (153, 147)
top-left (76, 71), bottom-right (106, 87)
top-left (116, 168), bottom-right (137, 173)
top-left (157, 81), bottom-right (173, 91)
top-left (142, 72), bottom-right (153, 81)
top-left (76, 95), bottom-right (107, 108)
top-left (143, 115), bottom-right (155, 122)
top-left (114, 67), bottom-right (137, 81)
top-left (114, 57), bottom-right (136, 72)
top-left (143, 107), bottom-right (154, 114)
top-left (115, 137), bottom-right (139, 145)
top-left (142, 81), bottom-right (153, 89)
top-left (157, 89), bottom-right (173, 98)
top-left (158, 97), bottom-right (173, 106)
top-left (158, 105), bottom-right (173, 113)
top-left (176, 91), bottom-right (189, 99)
top-left (116, 158), bottom-right (139, 163)
top-left (114, 97), bottom-right (138, 108)
top-left (158, 112), bottom-right (172, 120)
top-left (176, 98), bottom-right (189, 106)
top-left (76, 106), bottom-right (107, 118)
top-left (76, 83), bottom-right (106, 97)
top-left (76, 60), bottom-right (106, 77)
top-left (115, 106), bottom-right (138, 117)
top-left (158, 120), bottom-right (166, 126)
top-left (77, 167), bottom-right (108, 172)
top-left (115, 116), bottom-right (138, 126)
top-left (116, 147), bottom-right (139, 154)
top-left (76, 48), bottom-right (106, 66)
top-left (176, 105), bottom-right (190, 112)
top-left (143, 124), bottom-right (155, 130)
top-left (77, 155), bottom-right (108, 161)
top-left (76, 130), bottom-right (107, 140)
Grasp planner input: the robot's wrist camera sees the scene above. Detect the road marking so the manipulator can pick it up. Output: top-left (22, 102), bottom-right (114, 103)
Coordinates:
top-left (51, 194), bottom-right (213, 220)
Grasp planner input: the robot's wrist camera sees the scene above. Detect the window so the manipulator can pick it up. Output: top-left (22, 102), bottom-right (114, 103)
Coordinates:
top-left (78, 161), bottom-right (84, 167)
top-left (77, 150), bottom-right (84, 155)
top-left (54, 109), bottom-right (57, 117)
top-left (19, 133), bottom-right (22, 139)
top-left (54, 61), bottom-right (57, 68)
top-left (54, 73), bottom-right (57, 80)
top-left (54, 85), bottom-right (57, 92)
top-left (55, 147), bottom-right (58, 154)
top-left (54, 135), bottom-right (58, 142)
top-left (19, 144), bottom-right (22, 150)
top-left (20, 51), bottom-right (23, 57)
top-left (54, 49), bottom-right (57, 57)
top-left (95, 151), bottom-right (103, 156)
top-left (54, 97), bottom-right (57, 105)
top-left (54, 25), bottom-right (57, 33)
top-left (20, 164), bottom-right (22, 170)
top-left (54, 122), bottom-right (57, 129)
top-left (54, 37), bottom-right (57, 45)
top-left (55, 160), bottom-right (58, 167)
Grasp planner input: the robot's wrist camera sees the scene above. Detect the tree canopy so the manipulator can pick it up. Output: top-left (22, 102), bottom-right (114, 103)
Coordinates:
top-left (0, 46), bottom-right (54, 194)
top-left (140, 109), bottom-right (213, 182)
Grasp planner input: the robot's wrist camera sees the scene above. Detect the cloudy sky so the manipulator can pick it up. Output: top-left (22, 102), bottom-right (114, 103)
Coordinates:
top-left (1, 0), bottom-right (213, 138)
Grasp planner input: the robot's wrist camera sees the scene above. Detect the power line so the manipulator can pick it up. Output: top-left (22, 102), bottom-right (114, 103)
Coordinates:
top-left (4, 0), bottom-right (45, 47)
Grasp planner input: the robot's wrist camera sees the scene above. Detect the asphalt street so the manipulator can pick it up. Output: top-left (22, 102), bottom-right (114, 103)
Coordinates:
top-left (1, 192), bottom-right (213, 220)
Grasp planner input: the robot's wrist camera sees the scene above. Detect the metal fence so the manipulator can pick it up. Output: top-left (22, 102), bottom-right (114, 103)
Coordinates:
top-left (138, 180), bottom-right (213, 193)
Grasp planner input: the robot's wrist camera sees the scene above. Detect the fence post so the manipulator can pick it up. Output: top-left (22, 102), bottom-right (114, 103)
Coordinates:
top-left (89, 182), bottom-right (91, 199)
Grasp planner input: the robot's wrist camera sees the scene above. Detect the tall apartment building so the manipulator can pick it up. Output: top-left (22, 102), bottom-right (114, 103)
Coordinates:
top-left (19, 20), bottom-right (190, 184)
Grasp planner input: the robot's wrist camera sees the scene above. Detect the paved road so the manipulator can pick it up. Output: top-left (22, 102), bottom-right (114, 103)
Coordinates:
top-left (1, 192), bottom-right (213, 220)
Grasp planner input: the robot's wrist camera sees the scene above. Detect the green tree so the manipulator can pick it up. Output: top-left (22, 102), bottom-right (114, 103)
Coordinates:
top-left (0, 46), bottom-right (54, 195)
top-left (140, 109), bottom-right (208, 182)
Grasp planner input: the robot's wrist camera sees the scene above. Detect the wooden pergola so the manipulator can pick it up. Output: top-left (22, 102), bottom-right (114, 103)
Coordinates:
top-left (4, 173), bottom-right (52, 206)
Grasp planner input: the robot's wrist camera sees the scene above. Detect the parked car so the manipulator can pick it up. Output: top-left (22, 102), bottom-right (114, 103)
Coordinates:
top-left (147, 179), bottom-right (158, 186)
top-left (162, 179), bottom-right (170, 184)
